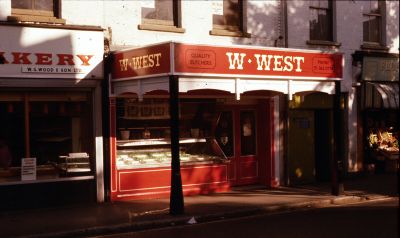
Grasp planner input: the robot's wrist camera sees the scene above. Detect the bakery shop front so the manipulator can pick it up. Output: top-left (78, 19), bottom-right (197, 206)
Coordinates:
top-left (109, 42), bottom-right (343, 201)
top-left (0, 24), bottom-right (104, 210)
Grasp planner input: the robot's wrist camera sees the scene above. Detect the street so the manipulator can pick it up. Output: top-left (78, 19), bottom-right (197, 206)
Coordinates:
top-left (94, 198), bottom-right (399, 238)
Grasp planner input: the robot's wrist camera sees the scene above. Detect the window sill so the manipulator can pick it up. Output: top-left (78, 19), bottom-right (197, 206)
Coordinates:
top-left (138, 24), bottom-right (185, 33)
top-left (306, 40), bottom-right (341, 47)
top-left (361, 43), bottom-right (389, 51)
top-left (209, 29), bottom-right (251, 38)
top-left (7, 15), bottom-right (66, 24)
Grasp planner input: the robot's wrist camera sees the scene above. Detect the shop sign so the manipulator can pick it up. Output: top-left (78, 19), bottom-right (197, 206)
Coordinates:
top-left (362, 57), bottom-right (399, 82)
top-left (21, 158), bottom-right (36, 181)
top-left (174, 43), bottom-right (343, 79)
top-left (0, 25), bottom-right (104, 79)
top-left (111, 42), bottom-right (343, 80)
top-left (111, 42), bottom-right (171, 80)
top-left (0, 52), bottom-right (94, 74)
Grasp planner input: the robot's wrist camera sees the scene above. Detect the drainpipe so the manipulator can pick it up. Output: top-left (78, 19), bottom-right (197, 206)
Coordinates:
top-left (282, 0), bottom-right (288, 48)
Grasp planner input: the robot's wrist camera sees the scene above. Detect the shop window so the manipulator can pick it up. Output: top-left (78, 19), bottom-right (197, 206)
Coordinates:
top-left (115, 98), bottom-right (227, 170)
top-left (362, 1), bottom-right (386, 49)
top-left (308, 0), bottom-right (333, 43)
top-left (138, 0), bottom-right (185, 33)
top-left (240, 111), bottom-right (256, 156)
top-left (210, 0), bottom-right (249, 37)
top-left (0, 92), bottom-right (94, 184)
top-left (8, 0), bottom-right (65, 24)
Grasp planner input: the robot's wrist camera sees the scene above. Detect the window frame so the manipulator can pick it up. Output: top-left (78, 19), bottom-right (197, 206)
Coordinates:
top-left (138, 0), bottom-right (185, 33)
top-left (210, 0), bottom-right (250, 37)
top-left (362, 0), bottom-right (387, 50)
top-left (8, 0), bottom-right (65, 24)
top-left (307, 0), bottom-right (341, 47)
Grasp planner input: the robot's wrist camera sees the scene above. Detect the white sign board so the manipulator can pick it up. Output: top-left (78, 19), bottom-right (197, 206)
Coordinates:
top-left (211, 1), bottom-right (223, 15)
top-left (21, 158), bottom-right (37, 181)
top-left (0, 25), bottom-right (104, 79)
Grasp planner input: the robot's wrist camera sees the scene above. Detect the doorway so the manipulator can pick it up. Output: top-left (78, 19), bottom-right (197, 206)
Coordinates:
top-left (215, 106), bottom-right (258, 186)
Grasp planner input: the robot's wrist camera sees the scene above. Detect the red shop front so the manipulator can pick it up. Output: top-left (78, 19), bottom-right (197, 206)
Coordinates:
top-left (108, 42), bottom-right (343, 201)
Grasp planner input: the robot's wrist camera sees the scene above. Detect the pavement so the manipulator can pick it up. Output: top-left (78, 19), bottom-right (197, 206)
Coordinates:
top-left (0, 173), bottom-right (398, 238)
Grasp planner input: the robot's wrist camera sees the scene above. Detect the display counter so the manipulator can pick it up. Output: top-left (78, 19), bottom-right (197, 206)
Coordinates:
top-left (116, 138), bottom-right (227, 169)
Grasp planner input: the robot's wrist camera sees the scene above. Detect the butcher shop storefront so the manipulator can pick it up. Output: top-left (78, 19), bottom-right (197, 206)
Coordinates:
top-left (108, 42), bottom-right (343, 201)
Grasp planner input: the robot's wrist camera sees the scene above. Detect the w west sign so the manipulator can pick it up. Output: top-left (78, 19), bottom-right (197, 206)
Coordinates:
top-left (111, 42), bottom-right (343, 80)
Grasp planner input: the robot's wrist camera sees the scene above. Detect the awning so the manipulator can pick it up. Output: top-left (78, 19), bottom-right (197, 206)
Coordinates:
top-left (363, 82), bottom-right (399, 109)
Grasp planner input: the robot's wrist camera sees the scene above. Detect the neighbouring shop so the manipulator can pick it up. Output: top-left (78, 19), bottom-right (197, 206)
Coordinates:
top-left (0, 24), bottom-right (104, 210)
top-left (353, 52), bottom-right (399, 174)
top-left (109, 42), bottom-right (343, 200)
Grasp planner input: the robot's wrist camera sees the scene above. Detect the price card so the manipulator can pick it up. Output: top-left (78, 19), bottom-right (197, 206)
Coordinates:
top-left (21, 158), bottom-right (36, 181)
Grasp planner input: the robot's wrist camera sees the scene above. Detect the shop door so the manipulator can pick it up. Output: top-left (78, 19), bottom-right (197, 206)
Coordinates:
top-left (216, 107), bottom-right (258, 186)
top-left (288, 110), bottom-right (315, 184)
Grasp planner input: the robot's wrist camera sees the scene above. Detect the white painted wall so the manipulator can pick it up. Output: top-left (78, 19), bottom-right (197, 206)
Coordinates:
top-left (62, 0), bottom-right (282, 49)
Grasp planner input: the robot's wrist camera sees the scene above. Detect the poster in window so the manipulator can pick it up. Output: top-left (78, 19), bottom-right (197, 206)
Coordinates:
top-left (243, 123), bottom-right (252, 136)
top-left (142, 0), bottom-right (155, 8)
top-left (211, 0), bottom-right (223, 15)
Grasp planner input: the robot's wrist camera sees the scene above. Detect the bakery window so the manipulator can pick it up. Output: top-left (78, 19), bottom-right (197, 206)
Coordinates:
top-left (8, 0), bottom-right (66, 24)
top-left (0, 91), bottom-right (94, 184)
top-left (115, 97), bottom-right (228, 170)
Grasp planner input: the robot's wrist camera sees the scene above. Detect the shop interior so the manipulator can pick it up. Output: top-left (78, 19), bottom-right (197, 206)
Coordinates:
top-left (0, 92), bottom-right (94, 183)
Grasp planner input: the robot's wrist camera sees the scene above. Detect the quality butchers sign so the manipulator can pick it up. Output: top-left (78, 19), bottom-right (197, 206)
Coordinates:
top-left (111, 42), bottom-right (342, 80)
top-left (0, 25), bottom-right (104, 79)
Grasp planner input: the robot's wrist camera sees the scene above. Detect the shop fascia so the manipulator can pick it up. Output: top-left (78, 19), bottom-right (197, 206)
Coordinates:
top-left (112, 42), bottom-right (343, 80)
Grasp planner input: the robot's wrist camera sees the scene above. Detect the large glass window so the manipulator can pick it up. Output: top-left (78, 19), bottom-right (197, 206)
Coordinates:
top-left (363, 0), bottom-right (384, 45)
top-left (212, 0), bottom-right (243, 32)
top-left (115, 97), bottom-right (227, 169)
top-left (0, 92), bottom-right (94, 183)
top-left (309, 0), bottom-right (333, 42)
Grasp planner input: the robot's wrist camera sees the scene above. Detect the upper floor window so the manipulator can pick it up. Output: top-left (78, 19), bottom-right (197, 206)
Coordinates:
top-left (12, 0), bottom-right (54, 17)
top-left (210, 0), bottom-right (248, 37)
top-left (9, 0), bottom-right (64, 24)
top-left (363, 0), bottom-right (385, 46)
top-left (309, 0), bottom-right (333, 42)
top-left (138, 0), bottom-right (184, 33)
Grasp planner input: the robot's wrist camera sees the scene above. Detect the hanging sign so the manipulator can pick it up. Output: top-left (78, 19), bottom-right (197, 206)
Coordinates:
top-left (21, 158), bottom-right (37, 181)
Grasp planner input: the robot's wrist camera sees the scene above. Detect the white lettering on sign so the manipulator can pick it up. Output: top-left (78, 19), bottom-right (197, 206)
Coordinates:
top-left (118, 53), bottom-right (162, 72)
top-left (226, 52), bottom-right (305, 73)
top-left (226, 52), bottom-right (246, 70)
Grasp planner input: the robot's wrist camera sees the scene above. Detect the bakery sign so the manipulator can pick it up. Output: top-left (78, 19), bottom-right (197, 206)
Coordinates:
top-left (0, 25), bottom-right (104, 79)
top-left (111, 42), bottom-right (343, 80)
top-left (0, 52), bottom-right (94, 74)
